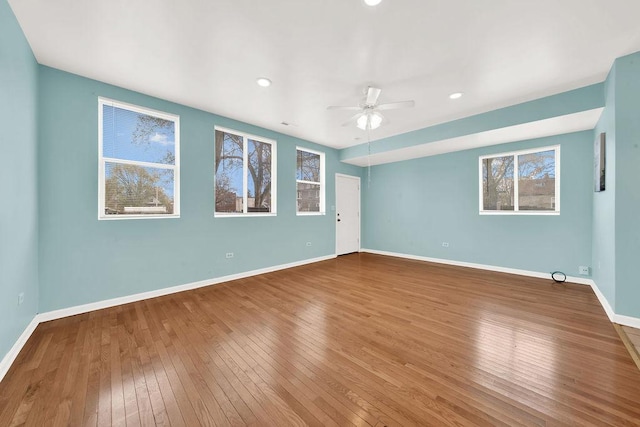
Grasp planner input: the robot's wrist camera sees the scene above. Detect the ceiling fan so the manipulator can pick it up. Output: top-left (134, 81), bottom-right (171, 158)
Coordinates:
top-left (327, 86), bottom-right (415, 130)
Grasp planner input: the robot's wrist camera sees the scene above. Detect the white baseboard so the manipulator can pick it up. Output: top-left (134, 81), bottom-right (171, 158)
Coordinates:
top-left (587, 278), bottom-right (616, 322)
top-left (587, 280), bottom-right (640, 328)
top-left (0, 316), bottom-right (39, 383)
top-left (362, 248), bottom-right (640, 329)
top-left (361, 248), bottom-right (591, 285)
top-left (1, 254), bottom-right (336, 383)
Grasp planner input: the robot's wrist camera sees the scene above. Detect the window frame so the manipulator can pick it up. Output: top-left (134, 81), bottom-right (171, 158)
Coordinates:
top-left (214, 126), bottom-right (277, 217)
top-left (478, 145), bottom-right (560, 215)
top-left (296, 146), bottom-right (326, 216)
top-left (98, 97), bottom-right (180, 220)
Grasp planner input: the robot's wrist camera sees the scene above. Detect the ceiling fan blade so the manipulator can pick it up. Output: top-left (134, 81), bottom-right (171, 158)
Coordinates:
top-left (327, 105), bottom-right (362, 111)
top-left (377, 100), bottom-right (415, 110)
top-left (366, 87), bottom-right (382, 105)
top-left (341, 112), bottom-right (364, 127)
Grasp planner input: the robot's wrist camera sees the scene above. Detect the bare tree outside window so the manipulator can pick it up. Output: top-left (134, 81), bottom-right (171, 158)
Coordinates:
top-left (247, 139), bottom-right (272, 212)
top-left (482, 156), bottom-right (514, 211)
top-left (214, 129), bottom-right (275, 214)
top-left (215, 131), bottom-right (243, 213)
top-left (297, 150), bottom-right (320, 181)
top-left (296, 148), bottom-right (324, 213)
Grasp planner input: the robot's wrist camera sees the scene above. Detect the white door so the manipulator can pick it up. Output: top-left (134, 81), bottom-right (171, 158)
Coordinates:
top-left (336, 174), bottom-right (360, 255)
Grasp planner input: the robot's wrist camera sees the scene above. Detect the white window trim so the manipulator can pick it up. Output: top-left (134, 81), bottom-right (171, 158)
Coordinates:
top-left (98, 97), bottom-right (180, 220)
top-left (478, 145), bottom-right (560, 215)
top-left (296, 146), bottom-right (326, 216)
top-left (214, 126), bottom-right (277, 217)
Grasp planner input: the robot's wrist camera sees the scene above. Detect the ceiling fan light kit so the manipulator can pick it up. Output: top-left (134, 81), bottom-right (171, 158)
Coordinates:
top-left (328, 86), bottom-right (415, 131)
top-left (357, 111), bottom-right (383, 130)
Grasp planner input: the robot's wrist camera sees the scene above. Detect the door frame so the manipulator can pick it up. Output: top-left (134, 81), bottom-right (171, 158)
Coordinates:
top-left (335, 173), bottom-right (361, 256)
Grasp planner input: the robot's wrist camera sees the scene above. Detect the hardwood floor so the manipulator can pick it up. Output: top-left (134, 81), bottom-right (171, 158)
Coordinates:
top-left (1, 253), bottom-right (640, 426)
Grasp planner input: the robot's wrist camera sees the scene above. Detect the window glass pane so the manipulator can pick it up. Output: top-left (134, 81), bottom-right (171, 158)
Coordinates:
top-left (482, 156), bottom-right (514, 211)
top-left (297, 150), bottom-right (320, 182)
top-left (518, 149), bottom-right (556, 211)
top-left (104, 162), bottom-right (174, 215)
top-left (297, 183), bottom-right (320, 212)
top-left (215, 131), bottom-right (244, 213)
top-left (103, 104), bottom-right (176, 165)
top-left (247, 139), bottom-right (272, 213)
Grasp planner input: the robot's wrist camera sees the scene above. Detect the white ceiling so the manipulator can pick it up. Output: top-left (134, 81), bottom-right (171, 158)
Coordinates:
top-left (9, 0), bottom-right (640, 151)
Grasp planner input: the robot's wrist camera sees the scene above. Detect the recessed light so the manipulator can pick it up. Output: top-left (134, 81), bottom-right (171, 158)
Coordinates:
top-left (364, 0), bottom-right (382, 6)
top-left (256, 77), bottom-right (272, 87)
top-left (449, 92), bottom-right (463, 99)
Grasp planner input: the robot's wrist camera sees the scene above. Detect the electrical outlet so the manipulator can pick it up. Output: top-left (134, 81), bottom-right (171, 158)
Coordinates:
top-left (225, 252), bottom-right (234, 259)
top-left (442, 242), bottom-right (449, 248)
top-left (578, 266), bottom-right (590, 275)
top-left (306, 242), bottom-right (312, 247)
top-left (18, 292), bottom-right (24, 305)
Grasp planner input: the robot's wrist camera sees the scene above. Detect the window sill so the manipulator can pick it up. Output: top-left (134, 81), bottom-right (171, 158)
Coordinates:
top-left (214, 212), bottom-right (277, 218)
top-left (296, 212), bottom-right (326, 216)
top-left (479, 211), bottom-right (560, 216)
top-left (99, 214), bottom-right (180, 221)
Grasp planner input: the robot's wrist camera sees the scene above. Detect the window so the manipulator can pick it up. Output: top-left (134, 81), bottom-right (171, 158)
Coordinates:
top-left (214, 127), bottom-right (276, 216)
top-left (480, 145), bottom-right (559, 214)
top-left (98, 98), bottom-right (179, 219)
top-left (296, 147), bottom-right (325, 214)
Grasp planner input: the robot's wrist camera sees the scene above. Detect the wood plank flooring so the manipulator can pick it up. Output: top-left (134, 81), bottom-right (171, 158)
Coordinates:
top-left (1, 253), bottom-right (640, 426)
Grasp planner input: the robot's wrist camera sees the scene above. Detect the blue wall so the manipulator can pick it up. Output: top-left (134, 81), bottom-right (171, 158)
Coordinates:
top-left (363, 132), bottom-right (593, 276)
top-left (0, 1), bottom-right (40, 360)
top-left (37, 66), bottom-right (362, 312)
top-left (590, 51), bottom-right (640, 319)
top-left (592, 65), bottom-right (617, 308)
top-left (612, 52), bottom-right (640, 317)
